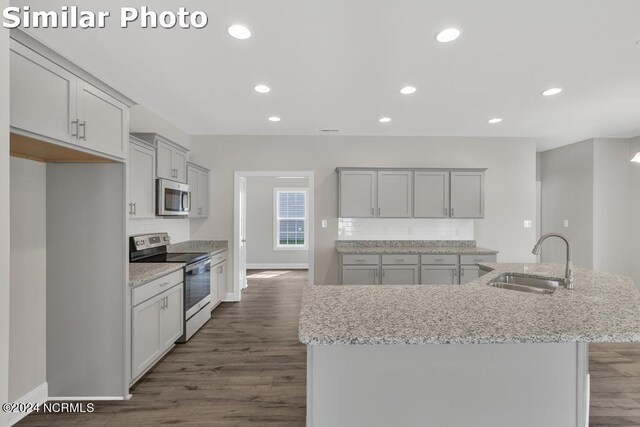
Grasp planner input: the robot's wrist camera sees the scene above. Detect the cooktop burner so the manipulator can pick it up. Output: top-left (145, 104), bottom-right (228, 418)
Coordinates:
top-left (135, 252), bottom-right (209, 265)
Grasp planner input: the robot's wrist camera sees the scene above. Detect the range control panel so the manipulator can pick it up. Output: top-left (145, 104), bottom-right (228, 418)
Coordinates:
top-left (131, 232), bottom-right (171, 251)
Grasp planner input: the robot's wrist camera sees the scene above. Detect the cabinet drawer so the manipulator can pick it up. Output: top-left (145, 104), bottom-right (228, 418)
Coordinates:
top-left (133, 269), bottom-right (183, 306)
top-left (382, 255), bottom-right (419, 265)
top-left (460, 254), bottom-right (497, 265)
top-left (342, 254), bottom-right (380, 265)
top-left (421, 254), bottom-right (458, 265)
top-left (211, 251), bottom-right (228, 266)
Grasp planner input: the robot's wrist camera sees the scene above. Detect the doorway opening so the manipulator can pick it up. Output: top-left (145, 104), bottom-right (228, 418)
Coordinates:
top-left (233, 171), bottom-right (315, 301)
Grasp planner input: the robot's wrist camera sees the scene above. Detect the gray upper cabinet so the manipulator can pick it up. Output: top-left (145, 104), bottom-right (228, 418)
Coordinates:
top-left (339, 170), bottom-right (377, 217)
top-left (10, 39), bottom-right (130, 160)
top-left (450, 171), bottom-right (485, 218)
top-left (76, 81), bottom-right (128, 159)
top-left (129, 137), bottom-right (156, 218)
top-left (414, 171), bottom-right (450, 218)
top-left (377, 171), bottom-right (412, 218)
top-left (132, 133), bottom-right (189, 183)
top-left (187, 162), bottom-right (210, 219)
top-left (10, 42), bottom-right (76, 144)
top-left (338, 168), bottom-right (485, 219)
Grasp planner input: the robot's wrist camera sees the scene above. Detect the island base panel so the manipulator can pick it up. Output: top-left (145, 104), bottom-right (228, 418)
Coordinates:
top-left (307, 343), bottom-right (588, 427)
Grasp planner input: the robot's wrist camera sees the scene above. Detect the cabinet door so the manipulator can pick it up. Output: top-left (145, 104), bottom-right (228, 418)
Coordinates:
top-left (10, 43), bottom-right (77, 143)
top-left (132, 297), bottom-right (161, 379)
top-left (342, 266), bottom-right (379, 285)
top-left (339, 171), bottom-right (377, 218)
top-left (198, 171), bottom-right (209, 218)
top-left (377, 171), bottom-right (412, 218)
top-left (172, 149), bottom-right (187, 183)
top-left (382, 265), bottom-right (418, 285)
top-left (420, 266), bottom-right (458, 285)
top-left (210, 263), bottom-right (220, 308)
top-left (77, 81), bottom-right (128, 159)
top-left (130, 142), bottom-right (156, 218)
top-left (460, 266), bottom-right (480, 285)
top-left (187, 166), bottom-right (200, 218)
top-left (159, 284), bottom-right (184, 351)
top-left (414, 171), bottom-right (450, 218)
top-left (450, 171), bottom-right (485, 218)
top-left (156, 141), bottom-right (174, 180)
top-left (217, 261), bottom-right (227, 303)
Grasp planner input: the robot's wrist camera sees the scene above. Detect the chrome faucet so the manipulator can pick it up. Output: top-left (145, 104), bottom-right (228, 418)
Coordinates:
top-left (532, 233), bottom-right (574, 290)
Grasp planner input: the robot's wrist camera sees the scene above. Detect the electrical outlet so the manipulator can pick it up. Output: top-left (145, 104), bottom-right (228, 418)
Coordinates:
top-left (523, 220), bottom-right (532, 229)
top-left (564, 219), bottom-right (569, 228)
top-left (321, 220), bottom-right (328, 228)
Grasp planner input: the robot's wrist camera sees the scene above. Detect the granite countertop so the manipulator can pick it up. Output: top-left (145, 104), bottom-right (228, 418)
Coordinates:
top-left (167, 240), bottom-right (228, 256)
top-left (336, 240), bottom-right (498, 255)
top-left (299, 263), bottom-right (640, 345)
top-left (129, 263), bottom-right (185, 288)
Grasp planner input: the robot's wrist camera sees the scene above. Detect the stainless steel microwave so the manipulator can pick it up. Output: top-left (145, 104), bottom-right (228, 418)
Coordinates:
top-left (157, 179), bottom-right (190, 216)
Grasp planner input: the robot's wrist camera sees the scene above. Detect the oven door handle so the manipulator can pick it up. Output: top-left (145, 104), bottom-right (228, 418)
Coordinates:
top-left (186, 258), bottom-right (212, 273)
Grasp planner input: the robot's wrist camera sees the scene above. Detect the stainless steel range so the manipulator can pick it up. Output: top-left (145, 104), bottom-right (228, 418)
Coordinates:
top-left (130, 233), bottom-right (211, 342)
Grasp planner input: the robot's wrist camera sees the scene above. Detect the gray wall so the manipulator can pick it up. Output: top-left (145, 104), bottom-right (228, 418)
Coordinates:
top-left (540, 137), bottom-right (635, 281)
top-left (629, 137), bottom-right (640, 285)
top-left (188, 136), bottom-right (538, 285)
top-left (540, 140), bottom-right (594, 268)
top-left (1, 3), bottom-right (10, 421)
top-left (246, 176), bottom-right (309, 266)
top-left (9, 158), bottom-right (46, 401)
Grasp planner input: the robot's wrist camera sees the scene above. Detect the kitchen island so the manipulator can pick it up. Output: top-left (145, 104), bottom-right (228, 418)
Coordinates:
top-left (299, 263), bottom-right (640, 427)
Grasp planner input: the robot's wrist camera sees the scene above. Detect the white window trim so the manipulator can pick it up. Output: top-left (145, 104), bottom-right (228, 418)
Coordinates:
top-left (274, 188), bottom-right (309, 251)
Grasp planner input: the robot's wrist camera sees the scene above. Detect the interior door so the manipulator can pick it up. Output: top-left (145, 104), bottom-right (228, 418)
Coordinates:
top-left (414, 171), bottom-right (450, 218)
top-left (377, 171), bottom-right (412, 217)
top-left (450, 171), bottom-right (485, 218)
top-left (239, 177), bottom-right (248, 290)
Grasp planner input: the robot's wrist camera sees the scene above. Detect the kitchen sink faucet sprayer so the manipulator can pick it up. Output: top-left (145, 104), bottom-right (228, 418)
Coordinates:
top-left (532, 233), bottom-right (574, 289)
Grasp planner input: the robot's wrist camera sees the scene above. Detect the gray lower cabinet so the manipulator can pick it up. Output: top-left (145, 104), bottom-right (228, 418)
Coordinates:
top-left (382, 265), bottom-right (419, 285)
top-left (421, 266), bottom-right (458, 285)
top-left (377, 171), bottom-right (412, 218)
top-left (342, 265), bottom-right (379, 285)
top-left (131, 274), bottom-right (184, 383)
top-left (460, 265), bottom-right (480, 284)
top-left (129, 137), bottom-right (156, 218)
top-left (211, 252), bottom-right (228, 309)
top-left (450, 171), bottom-right (485, 218)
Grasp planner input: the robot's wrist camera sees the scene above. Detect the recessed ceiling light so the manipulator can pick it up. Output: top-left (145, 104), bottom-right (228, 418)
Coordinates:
top-left (228, 24), bottom-right (251, 40)
top-left (268, 116), bottom-right (281, 122)
top-left (254, 84), bottom-right (270, 93)
top-left (541, 87), bottom-right (563, 96)
top-left (379, 117), bottom-right (391, 123)
top-left (488, 118), bottom-right (502, 124)
top-left (436, 28), bottom-right (461, 43)
top-left (400, 86), bottom-right (417, 95)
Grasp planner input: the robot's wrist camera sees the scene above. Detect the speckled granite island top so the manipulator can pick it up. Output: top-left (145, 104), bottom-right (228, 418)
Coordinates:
top-left (336, 240), bottom-right (498, 255)
top-left (299, 263), bottom-right (640, 345)
top-left (167, 240), bottom-right (228, 256)
top-left (129, 263), bottom-right (185, 287)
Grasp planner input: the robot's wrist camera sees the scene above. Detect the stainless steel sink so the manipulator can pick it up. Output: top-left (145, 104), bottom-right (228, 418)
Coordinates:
top-left (488, 273), bottom-right (561, 295)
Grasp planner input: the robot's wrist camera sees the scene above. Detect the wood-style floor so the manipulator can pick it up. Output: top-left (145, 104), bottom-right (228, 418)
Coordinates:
top-left (19, 270), bottom-right (307, 426)
top-left (17, 270), bottom-right (640, 426)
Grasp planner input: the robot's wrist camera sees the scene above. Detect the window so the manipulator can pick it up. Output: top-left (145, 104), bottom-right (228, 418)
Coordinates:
top-left (275, 189), bottom-right (308, 250)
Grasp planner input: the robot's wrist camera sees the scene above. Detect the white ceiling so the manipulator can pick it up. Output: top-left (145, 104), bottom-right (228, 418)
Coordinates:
top-left (16, 0), bottom-right (640, 151)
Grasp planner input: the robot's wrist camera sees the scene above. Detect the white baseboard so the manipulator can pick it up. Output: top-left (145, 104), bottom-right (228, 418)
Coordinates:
top-left (246, 263), bottom-right (309, 269)
top-left (9, 382), bottom-right (48, 426)
top-left (48, 396), bottom-right (127, 401)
